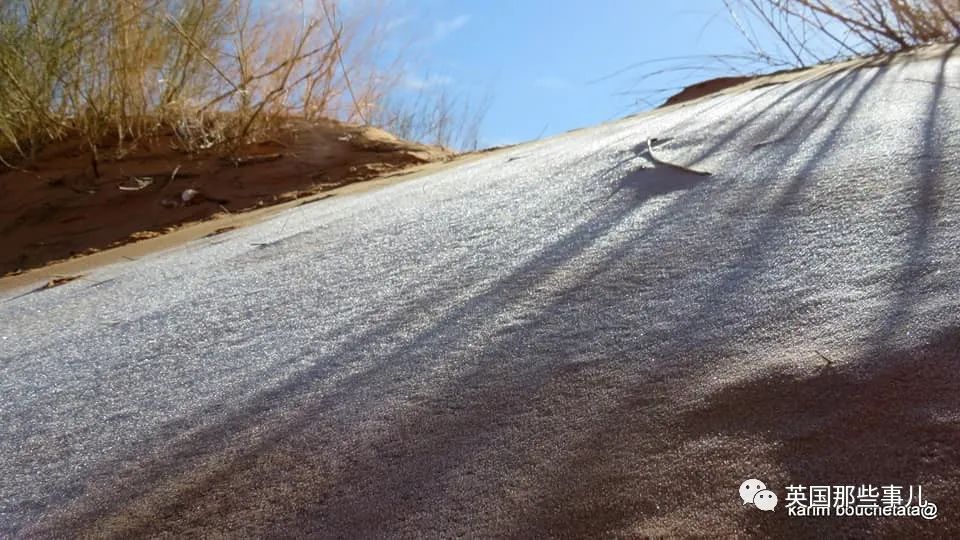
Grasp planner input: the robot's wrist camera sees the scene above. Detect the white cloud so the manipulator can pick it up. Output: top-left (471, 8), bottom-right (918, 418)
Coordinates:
top-left (403, 74), bottom-right (454, 90)
top-left (432, 14), bottom-right (470, 41)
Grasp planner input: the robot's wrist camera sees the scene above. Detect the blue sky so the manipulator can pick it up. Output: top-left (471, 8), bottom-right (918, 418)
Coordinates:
top-left (379, 0), bottom-right (772, 147)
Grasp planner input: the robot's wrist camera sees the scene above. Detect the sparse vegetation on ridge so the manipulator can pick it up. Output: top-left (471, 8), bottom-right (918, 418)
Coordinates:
top-left (615, 1), bottom-right (958, 109)
top-left (0, 0), bottom-right (483, 170)
top-left (727, 0), bottom-right (960, 67)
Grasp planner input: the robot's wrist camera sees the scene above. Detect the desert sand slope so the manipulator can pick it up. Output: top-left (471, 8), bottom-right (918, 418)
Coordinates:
top-left (0, 120), bottom-right (451, 277)
top-left (1, 44), bottom-right (959, 537)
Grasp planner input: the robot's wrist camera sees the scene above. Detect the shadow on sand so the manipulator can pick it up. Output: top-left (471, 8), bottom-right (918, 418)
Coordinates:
top-left (19, 47), bottom-right (960, 538)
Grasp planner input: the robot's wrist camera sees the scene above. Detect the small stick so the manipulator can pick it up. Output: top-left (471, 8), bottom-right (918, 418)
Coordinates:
top-left (814, 350), bottom-right (835, 367)
top-left (904, 78), bottom-right (960, 90)
top-left (118, 177), bottom-right (154, 191)
top-left (645, 138), bottom-right (711, 176)
top-left (162, 164), bottom-right (182, 191)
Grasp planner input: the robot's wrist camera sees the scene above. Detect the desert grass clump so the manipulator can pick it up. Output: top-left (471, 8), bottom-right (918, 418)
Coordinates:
top-left (727, 0), bottom-right (960, 67)
top-left (0, 0), bottom-right (410, 168)
top-left (372, 87), bottom-right (491, 151)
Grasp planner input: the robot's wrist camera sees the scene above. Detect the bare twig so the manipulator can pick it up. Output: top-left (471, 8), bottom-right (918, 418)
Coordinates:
top-left (815, 350), bottom-right (835, 367)
top-left (644, 138), bottom-right (712, 176)
top-left (319, 1), bottom-right (367, 124)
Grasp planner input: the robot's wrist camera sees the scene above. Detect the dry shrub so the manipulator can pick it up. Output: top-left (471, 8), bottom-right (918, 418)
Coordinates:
top-left (0, 0), bottom-right (484, 167)
top-left (601, 1), bottom-right (958, 113)
top-left (726, 0), bottom-right (960, 67)
top-left (372, 87), bottom-right (491, 151)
